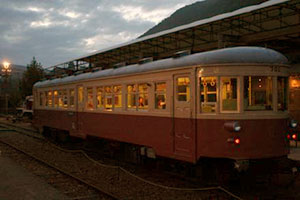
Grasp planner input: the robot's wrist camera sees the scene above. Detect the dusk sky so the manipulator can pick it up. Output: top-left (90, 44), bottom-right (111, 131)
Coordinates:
top-left (0, 0), bottom-right (200, 68)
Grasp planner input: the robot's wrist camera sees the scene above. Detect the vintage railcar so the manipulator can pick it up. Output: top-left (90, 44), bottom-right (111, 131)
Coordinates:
top-left (33, 47), bottom-right (294, 166)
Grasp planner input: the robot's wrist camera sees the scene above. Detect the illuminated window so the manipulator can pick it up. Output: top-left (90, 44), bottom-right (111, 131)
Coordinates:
top-left (127, 84), bottom-right (148, 110)
top-left (277, 77), bottom-right (288, 111)
top-left (62, 90), bottom-right (68, 108)
top-left (155, 82), bottom-right (166, 109)
top-left (290, 76), bottom-right (300, 88)
top-left (114, 85), bottom-right (122, 108)
top-left (105, 86), bottom-right (113, 111)
top-left (69, 89), bottom-right (75, 108)
top-left (200, 77), bottom-right (217, 113)
top-left (138, 84), bottom-right (148, 110)
top-left (86, 88), bottom-right (94, 110)
top-left (127, 84), bottom-right (137, 109)
top-left (96, 87), bottom-right (104, 109)
top-left (48, 91), bottom-right (52, 107)
top-left (58, 91), bottom-right (63, 108)
top-left (78, 87), bottom-right (83, 103)
top-left (244, 76), bottom-right (272, 111)
top-left (177, 77), bottom-right (190, 101)
top-left (221, 77), bottom-right (238, 111)
top-left (54, 90), bottom-right (58, 107)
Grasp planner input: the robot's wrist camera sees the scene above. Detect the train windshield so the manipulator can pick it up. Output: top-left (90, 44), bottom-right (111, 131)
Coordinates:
top-left (244, 76), bottom-right (273, 111)
top-left (199, 75), bottom-right (288, 113)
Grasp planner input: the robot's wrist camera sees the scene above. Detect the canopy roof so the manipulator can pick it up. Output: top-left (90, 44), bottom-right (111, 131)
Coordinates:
top-left (47, 0), bottom-right (299, 75)
top-left (36, 46), bottom-right (288, 88)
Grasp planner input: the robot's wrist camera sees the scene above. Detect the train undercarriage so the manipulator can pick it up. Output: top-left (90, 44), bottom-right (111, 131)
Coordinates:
top-left (42, 126), bottom-right (298, 188)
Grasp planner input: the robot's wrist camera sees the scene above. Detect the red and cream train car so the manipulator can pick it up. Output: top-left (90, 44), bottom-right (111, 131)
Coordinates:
top-left (33, 47), bottom-right (293, 165)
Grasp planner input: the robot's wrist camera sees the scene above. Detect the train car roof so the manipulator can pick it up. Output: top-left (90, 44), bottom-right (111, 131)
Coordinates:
top-left (35, 47), bottom-right (288, 88)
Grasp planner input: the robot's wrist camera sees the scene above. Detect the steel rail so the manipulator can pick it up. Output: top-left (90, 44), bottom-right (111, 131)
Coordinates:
top-left (0, 138), bottom-right (121, 200)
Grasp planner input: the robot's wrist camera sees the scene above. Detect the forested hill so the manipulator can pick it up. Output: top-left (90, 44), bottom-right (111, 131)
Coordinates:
top-left (140, 0), bottom-right (267, 37)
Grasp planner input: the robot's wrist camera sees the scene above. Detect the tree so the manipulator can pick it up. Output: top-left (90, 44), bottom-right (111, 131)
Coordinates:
top-left (20, 57), bottom-right (44, 98)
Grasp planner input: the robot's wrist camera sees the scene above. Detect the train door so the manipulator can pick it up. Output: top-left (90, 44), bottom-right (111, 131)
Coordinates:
top-left (76, 85), bottom-right (84, 133)
top-left (173, 74), bottom-right (194, 158)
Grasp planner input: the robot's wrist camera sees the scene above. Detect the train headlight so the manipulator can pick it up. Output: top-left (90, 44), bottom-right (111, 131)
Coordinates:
top-left (290, 120), bottom-right (298, 128)
top-left (224, 121), bottom-right (241, 132)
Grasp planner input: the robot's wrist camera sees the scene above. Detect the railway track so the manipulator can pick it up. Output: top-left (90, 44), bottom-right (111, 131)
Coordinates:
top-left (0, 129), bottom-right (120, 200)
top-left (0, 121), bottom-right (242, 200)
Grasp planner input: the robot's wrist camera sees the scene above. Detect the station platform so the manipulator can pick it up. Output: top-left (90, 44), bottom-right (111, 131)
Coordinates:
top-left (0, 156), bottom-right (68, 200)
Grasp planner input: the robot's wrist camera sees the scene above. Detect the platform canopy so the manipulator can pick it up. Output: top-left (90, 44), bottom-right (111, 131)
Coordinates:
top-left (49, 0), bottom-right (300, 75)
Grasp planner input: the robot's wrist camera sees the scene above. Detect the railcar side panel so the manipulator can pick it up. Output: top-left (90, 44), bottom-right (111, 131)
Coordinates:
top-left (196, 118), bottom-right (289, 160)
top-left (34, 109), bottom-right (197, 162)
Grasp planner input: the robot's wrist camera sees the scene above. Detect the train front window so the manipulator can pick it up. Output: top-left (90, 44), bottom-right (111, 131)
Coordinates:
top-left (221, 77), bottom-right (238, 111)
top-left (86, 87), bottom-right (94, 110)
top-left (277, 77), bottom-right (288, 111)
top-left (155, 82), bottom-right (166, 110)
top-left (244, 76), bottom-right (273, 111)
top-left (200, 77), bottom-right (217, 113)
top-left (177, 77), bottom-right (190, 102)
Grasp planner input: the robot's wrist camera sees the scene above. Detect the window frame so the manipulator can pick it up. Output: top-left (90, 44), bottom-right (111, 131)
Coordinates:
top-left (199, 76), bottom-right (218, 114)
top-left (154, 82), bottom-right (167, 110)
top-left (220, 76), bottom-right (240, 113)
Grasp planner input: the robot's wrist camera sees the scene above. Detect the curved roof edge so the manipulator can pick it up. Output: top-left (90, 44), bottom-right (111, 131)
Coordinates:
top-left (35, 47), bottom-right (288, 88)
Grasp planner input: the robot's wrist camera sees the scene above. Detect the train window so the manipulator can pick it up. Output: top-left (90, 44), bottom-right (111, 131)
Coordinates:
top-left (114, 85), bottom-right (122, 108)
top-left (48, 91), bottom-right (52, 107)
top-left (155, 82), bottom-right (166, 109)
top-left (58, 91), bottom-right (63, 108)
top-left (86, 87), bottom-right (94, 110)
top-left (105, 86), bottom-right (113, 111)
top-left (96, 87), bottom-right (104, 109)
top-left (69, 89), bottom-right (75, 108)
top-left (200, 77), bottom-right (217, 113)
top-left (177, 77), bottom-right (190, 102)
top-left (45, 92), bottom-right (48, 106)
top-left (54, 90), bottom-right (58, 107)
top-left (62, 90), bottom-right (68, 108)
top-left (221, 77), bottom-right (238, 111)
top-left (277, 77), bottom-right (288, 111)
top-left (244, 76), bottom-right (273, 111)
top-left (127, 84), bottom-right (137, 110)
top-left (39, 92), bottom-right (44, 106)
top-left (78, 87), bottom-right (83, 103)
top-left (138, 84), bottom-right (148, 110)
